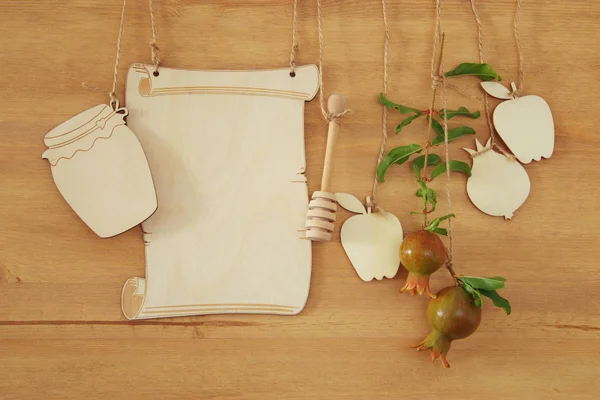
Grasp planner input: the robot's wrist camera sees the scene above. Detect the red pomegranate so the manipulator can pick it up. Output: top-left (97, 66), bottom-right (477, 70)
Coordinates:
top-left (399, 230), bottom-right (446, 298)
top-left (413, 285), bottom-right (482, 368)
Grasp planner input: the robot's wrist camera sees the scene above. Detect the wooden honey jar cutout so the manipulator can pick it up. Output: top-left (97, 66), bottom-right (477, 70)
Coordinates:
top-left (42, 103), bottom-right (157, 238)
top-left (121, 64), bottom-right (318, 320)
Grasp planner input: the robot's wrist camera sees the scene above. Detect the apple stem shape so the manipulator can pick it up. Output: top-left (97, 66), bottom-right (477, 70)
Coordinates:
top-left (510, 82), bottom-right (518, 98)
top-left (464, 139), bottom-right (531, 219)
top-left (335, 193), bottom-right (404, 282)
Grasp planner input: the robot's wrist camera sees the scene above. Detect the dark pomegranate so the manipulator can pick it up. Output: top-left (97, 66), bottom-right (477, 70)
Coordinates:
top-left (399, 230), bottom-right (446, 298)
top-left (413, 285), bottom-right (482, 368)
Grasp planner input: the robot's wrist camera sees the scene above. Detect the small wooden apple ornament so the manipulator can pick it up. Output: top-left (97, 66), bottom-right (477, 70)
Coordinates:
top-left (336, 193), bottom-right (403, 281)
top-left (464, 139), bottom-right (530, 219)
top-left (481, 81), bottom-right (554, 164)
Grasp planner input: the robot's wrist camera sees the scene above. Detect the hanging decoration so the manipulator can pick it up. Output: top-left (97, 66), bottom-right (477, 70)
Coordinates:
top-left (464, 139), bottom-right (530, 219)
top-left (335, 0), bottom-right (404, 282)
top-left (121, 0), bottom-right (318, 319)
top-left (480, 0), bottom-right (555, 164)
top-left (376, 0), bottom-right (511, 368)
top-left (440, 0), bottom-right (534, 219)
top-left (304, 0), bottom-right (349, 243)
top-left (42, 0), bottom-right (157, 238)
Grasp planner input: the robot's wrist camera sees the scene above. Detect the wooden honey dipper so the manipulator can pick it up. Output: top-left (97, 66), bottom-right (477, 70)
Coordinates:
top-left (305, 94), bottom-right (347, 242)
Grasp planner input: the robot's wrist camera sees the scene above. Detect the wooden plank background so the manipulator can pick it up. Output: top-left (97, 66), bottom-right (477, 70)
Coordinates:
top-left (1, 0), bottom-right (599, 398)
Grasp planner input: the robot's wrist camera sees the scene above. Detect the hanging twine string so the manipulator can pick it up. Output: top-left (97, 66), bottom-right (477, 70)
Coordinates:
top-left (468, 0), bottom-right (513, 158)
top-left (289, 0), bottom-right (299, 76)
top-left (440, 58), bottom-right (456, 277)
top-left (514, 0), bottom-right (524, 94)
top-left (429, 0), bottom-right (457, 278)
top-left (109, 0), bottom-right (161, 107)
top-left (371, 0), bottom-right (391, 208)
top-left (149, 0), bottom-right (161, 74)
top-left (316, 0), bottom-right (349, 122)
top-left (420, 1), bottom-right (444, 181)
top-left (109, 0), bottom-right (127, 108)
top-left (430, 0), bottom-right (442, 88)
top-left (468, 0), bottom-right (494, 145)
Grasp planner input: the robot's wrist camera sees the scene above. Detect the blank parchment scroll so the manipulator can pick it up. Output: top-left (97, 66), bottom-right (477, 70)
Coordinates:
top-left (121, 64), bottom-right (318, 320)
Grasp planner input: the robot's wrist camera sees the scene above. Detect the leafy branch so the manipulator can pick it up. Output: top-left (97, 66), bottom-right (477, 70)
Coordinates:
top-left (376, 95), bottom-right (477, 183)
top-left (458, 276), bottom-right (511, 315)
top-left (381, 41), bottom-right (511, 365)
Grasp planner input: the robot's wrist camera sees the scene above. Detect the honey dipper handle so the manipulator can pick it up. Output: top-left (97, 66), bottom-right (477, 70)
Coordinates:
top-left (320, 94), bottom-right (347, 192)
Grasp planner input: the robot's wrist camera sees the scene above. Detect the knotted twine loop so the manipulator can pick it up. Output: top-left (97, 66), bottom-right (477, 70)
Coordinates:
top-left (108, 0), bottom-right (127, 108)
top-left (370, 0), bottom-right (391, 210)
top-left (430, 0), bottom-right (455, 270)
top-left (430, 0), bottom-right (442, 83)
top-left (440, 57), bottom-right (454, 267)
top-left (471, 146), bottom-right (493, 158)
top-left (326, 110), bottom-right (350, 124)
top-left (513, 0), bottom-right (525, 95)
top-left (108, 0), bottom-right (162, 108)
top-left (316, 0), bottom-right (350, 122)
top-left (149, 0), bottom-right (161, 75)
top-left (289, 0), bottom-right (299, 76)
top-left (431, 74), bottom-right (443, 90)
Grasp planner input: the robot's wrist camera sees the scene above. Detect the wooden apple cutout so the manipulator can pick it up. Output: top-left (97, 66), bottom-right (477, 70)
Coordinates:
top-left (336, 193), bottom-right (403, 281)
top-left (481, 81), bottom-right (554, 164)
top-left (464, 139), bottom-right (530, 219)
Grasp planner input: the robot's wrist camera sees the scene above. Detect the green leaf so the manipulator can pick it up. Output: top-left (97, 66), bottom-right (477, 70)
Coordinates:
top-left (458, 276), bottom-right (506, 291)
top-left (479, 289), bottom-right (512, 315)
top-left (444, 63), bottom-right (502, 81)
top-left (424, 213), bottom-right (455, 233)
top-left (426, 116), bottom-right (444, 137)
top-left (396, 114), bottom-right (423, 134)
top-left (377, 144), bottom-right (423, 182)
top-left (462, 283), bottom-right (483, 308)
top-left (430, 160), bottom-right (472, 180)
top-left (416, 180), bottom-right (437, 213)
top-left (380, 93), bottom-right (423, 114)
top-left (411, 154), bottom-right (442, 179)
top-left (438, 107), bottom-right (481, 119)
top-left (432, 126), bottom-right (476, 145)
top-left (431, 227), bottom-right (448, 236)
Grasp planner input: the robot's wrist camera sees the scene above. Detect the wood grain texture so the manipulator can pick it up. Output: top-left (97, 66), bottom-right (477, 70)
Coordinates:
top-left (1, 0), bottom-right (599, 399)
